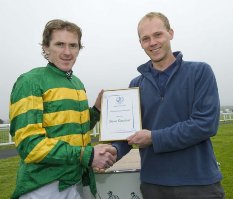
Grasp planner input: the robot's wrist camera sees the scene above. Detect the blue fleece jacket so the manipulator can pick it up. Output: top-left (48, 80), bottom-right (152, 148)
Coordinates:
top-left (113, 51), bottom-right (222, 186)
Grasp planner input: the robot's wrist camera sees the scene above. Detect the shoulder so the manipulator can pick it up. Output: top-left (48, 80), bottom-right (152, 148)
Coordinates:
top-left (11, 67), bottom-right (46, 95)
top-left (179, 61), bottom-right (218, 88)
top-left (12, 67), bottom-right (44, 90)
top-left (129, 75), bottom-right (143, 87)
top-left (182, 61), bottom-right (214, 76)
top-left (17, 67), bottom-right (47, 82)
top-left (71, 75), bottom-right (85, 88)
top-left (129, 60), bottom-right (151, 87)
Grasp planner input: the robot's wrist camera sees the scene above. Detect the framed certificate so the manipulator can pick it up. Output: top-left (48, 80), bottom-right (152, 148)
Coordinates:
top-left (99, 88), bottom-right (141, 141)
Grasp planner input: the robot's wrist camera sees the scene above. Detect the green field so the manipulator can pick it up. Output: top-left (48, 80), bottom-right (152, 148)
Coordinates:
top-left (211, 122), bottom-right (233, 198)
top-left (0, 123), bottom-right (232, 199)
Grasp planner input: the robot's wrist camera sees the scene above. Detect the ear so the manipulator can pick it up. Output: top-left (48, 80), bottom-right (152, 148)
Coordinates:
top-left (43, 46), bottom-right (49, 55)
top-left (169, 29), bottom-right (174, 40)
top-left (139, 38), bottom-right (144, 49)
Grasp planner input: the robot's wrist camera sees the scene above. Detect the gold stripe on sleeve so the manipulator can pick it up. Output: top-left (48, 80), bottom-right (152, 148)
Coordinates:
top-left (14, 123), bottom-right (46, 147)
top-left (24, 138), bottom-right (58, 163)
top-left (10, 96), bottom-right (43, 120)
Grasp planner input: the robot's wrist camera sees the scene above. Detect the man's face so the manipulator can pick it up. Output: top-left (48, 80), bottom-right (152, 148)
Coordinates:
top-left (138, 17), bottom-right (173, 66)
top-left (44, 29), bottom-right (80, 72)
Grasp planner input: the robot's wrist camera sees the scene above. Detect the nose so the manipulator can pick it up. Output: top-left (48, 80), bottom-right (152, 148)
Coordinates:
top-left (63, 45), bottom-right (71, 55)
top-left (149, 37), bottom-right (158, 46)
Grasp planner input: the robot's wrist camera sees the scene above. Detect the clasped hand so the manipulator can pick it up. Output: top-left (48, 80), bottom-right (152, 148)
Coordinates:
top-left (92, 144), bottom-right (117, 173)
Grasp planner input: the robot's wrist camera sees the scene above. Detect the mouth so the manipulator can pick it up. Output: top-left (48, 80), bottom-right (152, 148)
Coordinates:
top-left (61, 59), bottom-right (73, 64)
top-left (151, 47), bottom-right (160, 53)
top-left (61, 58), bottom-right (72, 61)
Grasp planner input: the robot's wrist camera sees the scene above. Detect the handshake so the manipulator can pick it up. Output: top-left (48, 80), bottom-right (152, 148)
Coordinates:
top-left (91, 144), bottom-right (117, 173)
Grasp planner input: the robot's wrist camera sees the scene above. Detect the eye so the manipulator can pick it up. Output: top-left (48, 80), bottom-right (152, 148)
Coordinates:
top-left (154, 32), bottom-right (161, 38)
top-left (55, 42), bottom-right (65, 47)
top-left (69, 43), bottom-right (79, 49)
top-left (141, 37), bottom-right (150, 42)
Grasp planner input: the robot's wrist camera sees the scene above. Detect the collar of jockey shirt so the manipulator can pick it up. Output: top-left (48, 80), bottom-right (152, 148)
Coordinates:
top-left (48, 62), bottom-right (73, 80)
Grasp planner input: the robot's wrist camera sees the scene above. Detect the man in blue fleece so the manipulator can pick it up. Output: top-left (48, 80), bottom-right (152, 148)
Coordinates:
top-left (113, 12), bottom-right (225, 199)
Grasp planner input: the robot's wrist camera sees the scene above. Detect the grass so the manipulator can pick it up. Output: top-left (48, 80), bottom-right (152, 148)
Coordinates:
top-left (0, 156), bottom-right (19, 199)
top-left (211, 122), bottom-right (233, 197)
top-left (0, 123), bottom-right (233, 199)
top-left (0, 144), bottom-right (15, 152)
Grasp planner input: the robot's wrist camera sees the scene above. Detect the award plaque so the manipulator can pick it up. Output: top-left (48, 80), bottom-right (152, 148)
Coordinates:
top-left (99, 88), bottom-right (141, 141)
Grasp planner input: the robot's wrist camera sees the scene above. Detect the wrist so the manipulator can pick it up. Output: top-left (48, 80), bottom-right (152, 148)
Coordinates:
top-left (88, 148), bottom-right (94, 166)
top-left (93, 105), bottom-right (100, 113)
top-left (81, 146), bottom-right (93, 167)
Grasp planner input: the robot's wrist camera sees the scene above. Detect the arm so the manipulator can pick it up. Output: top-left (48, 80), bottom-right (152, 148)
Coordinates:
top-left (153, 64), bottom-right (220, 153)
top-left (128, 64), bottom-right (220, 153)
top-left (10, 76), bottom-right (91, 167)
top-left (112, 141), bottom-right (132, 161)
top-left (89, 90), bottom-right (103, 129)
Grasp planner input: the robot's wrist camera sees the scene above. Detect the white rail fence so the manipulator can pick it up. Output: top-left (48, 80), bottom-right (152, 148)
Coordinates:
top-left (1, 112), bottom-right (233, 146)
top-left (0, 123), bottom-right (100, 146)
top-left (219, 112), bottom-right (233, 122)
top-left (0, 124), bottom-right (13, 146)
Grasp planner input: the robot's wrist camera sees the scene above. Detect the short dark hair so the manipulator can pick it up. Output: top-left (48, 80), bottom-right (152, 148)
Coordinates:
top-left (41, 19), bottom-right (83, 59)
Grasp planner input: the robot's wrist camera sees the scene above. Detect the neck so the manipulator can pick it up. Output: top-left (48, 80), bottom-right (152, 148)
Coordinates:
top-left (152, 54), bottom-right (176, 71)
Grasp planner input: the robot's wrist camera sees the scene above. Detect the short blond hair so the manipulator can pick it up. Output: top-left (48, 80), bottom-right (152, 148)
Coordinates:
top-left (138, 12), bottom-right (171, 37)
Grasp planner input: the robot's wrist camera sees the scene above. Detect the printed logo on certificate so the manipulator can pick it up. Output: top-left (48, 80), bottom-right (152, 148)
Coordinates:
top-left (99, 88), bottom-right (141, 141)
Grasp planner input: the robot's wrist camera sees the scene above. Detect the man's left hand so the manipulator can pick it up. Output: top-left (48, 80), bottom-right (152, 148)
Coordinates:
top-left (127, 129), bottom-right (152, 148)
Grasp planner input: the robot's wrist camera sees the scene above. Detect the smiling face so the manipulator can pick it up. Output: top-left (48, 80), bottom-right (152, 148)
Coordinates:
top-left (138, 16), bottom-right (175, 70)
top-left (43, 29), bottom-right (80, 72)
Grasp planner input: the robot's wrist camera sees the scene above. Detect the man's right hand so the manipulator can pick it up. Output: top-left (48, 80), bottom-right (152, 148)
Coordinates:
top-left (92, 144), bottom-right (117, 172)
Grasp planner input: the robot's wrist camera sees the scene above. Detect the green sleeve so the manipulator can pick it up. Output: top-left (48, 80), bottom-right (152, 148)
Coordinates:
top-left (89, 106), bottom-right (100, 129)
